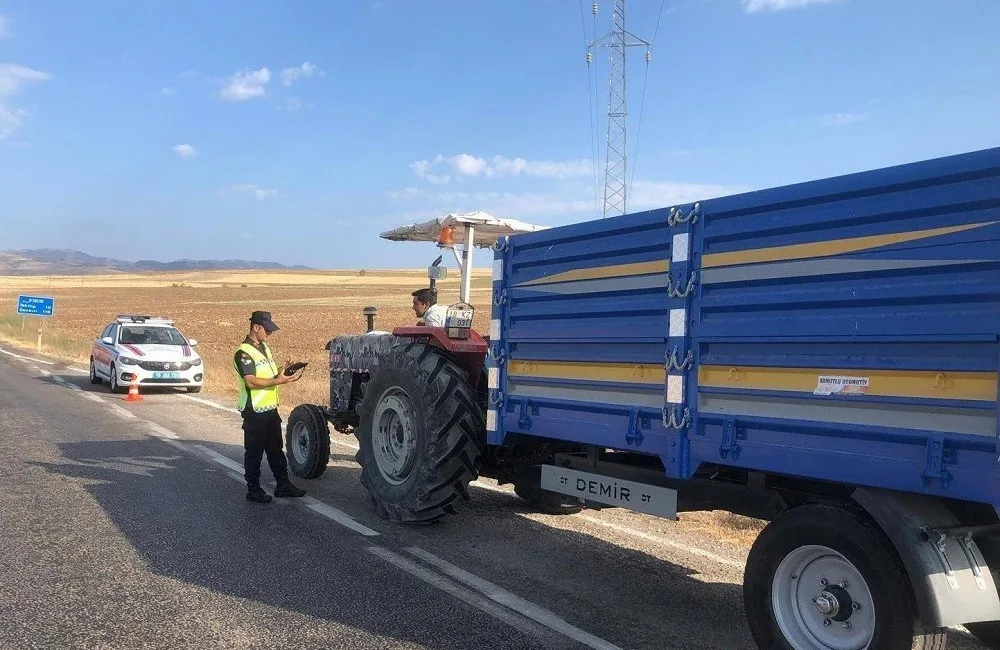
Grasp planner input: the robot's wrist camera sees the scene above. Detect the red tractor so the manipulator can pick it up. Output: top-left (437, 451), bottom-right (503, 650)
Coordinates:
top-left (284, 212), bottom-right (581, 522)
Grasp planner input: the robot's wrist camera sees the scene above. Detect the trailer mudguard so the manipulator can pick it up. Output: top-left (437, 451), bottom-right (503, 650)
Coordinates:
top-left (852, 486), bottom-right (1000, 627)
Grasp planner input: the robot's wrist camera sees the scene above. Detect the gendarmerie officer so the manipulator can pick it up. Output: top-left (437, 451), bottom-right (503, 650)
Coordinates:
top-left (233, 310), bottom-right (306, 503)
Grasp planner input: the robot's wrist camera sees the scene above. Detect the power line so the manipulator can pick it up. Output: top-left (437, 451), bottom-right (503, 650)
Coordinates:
top-left (628, 0), bottom-right (667, 206)
top-left (587, 0), bottom-right (651, 218)
top-left (581, 1), bottom-right (600, 220)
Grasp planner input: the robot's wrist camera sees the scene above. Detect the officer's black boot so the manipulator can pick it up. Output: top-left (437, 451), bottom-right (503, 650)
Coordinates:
top-left (274, 479), bottom-right (306, 498)
top-left (246, 484), bottom-right (272, 503)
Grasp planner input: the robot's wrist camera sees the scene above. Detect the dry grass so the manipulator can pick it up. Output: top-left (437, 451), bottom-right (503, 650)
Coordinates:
top-left (679, 511), bottom-right (767, 549)
top-left (0, 269), bottom-right (491, 414)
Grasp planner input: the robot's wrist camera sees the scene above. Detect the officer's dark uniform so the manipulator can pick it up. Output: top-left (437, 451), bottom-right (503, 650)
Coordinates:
top-left (233, 311), bottom-right (305, 503)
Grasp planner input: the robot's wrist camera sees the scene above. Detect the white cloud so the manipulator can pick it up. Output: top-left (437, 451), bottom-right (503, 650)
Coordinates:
top-left (628, 180), bottom-right (750, 210)
top-left (822, 112), bottom-right (869, 127)
top-left (281, 62), bottom-right (322, 86)
top-left (280, 97), bottom-right (303, 112)
top-left (412, 153), bottom-right (593, 183)
top-left (160, 87), bottom-right (176, 96)
top-left (224, 183), bottom-right (279, 201)
top-left (219, 67), bottom-right (271, 102)
top-left (411, 156), bottom-right (451, 184)
top-left (172, 144), bottom-right (197, 158)
top-left (392, 180), bottom-right (748, 219)
top-left (0, 63), bottom-right (53, 141)
top-left (0, 15), bottom-right (11, 39)
top-left (743, 0), bottom-right (844, 12)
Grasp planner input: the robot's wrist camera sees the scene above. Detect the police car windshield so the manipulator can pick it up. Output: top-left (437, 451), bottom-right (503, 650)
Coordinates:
top-left (119, 326), bottom-right (187, 346)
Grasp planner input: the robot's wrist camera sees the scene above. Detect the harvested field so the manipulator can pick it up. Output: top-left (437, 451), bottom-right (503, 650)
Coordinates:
top-left (0, 269), bottom-right (492, 413)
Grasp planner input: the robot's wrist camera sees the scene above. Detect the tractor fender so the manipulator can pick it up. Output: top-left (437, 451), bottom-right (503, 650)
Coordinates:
top-left (852, 486), bottom-right (1000, 627)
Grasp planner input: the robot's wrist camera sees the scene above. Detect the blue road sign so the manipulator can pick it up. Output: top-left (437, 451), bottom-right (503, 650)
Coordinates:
top-left (17, 295), bottom-right (55, 317)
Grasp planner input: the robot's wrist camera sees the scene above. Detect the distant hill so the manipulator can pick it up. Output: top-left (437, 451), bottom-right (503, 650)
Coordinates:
top-left (0, 249), bottom-right (314, 275)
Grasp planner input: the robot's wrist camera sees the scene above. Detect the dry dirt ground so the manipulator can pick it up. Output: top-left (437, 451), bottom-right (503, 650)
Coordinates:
top-left (0, 269), bottom-right (765, 548)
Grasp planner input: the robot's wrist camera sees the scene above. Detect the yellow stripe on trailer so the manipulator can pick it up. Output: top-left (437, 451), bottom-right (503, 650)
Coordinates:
top-left (698, 365), bottom-right (998, 402)
top-left (517, 259), bottom-right (669, 286)
top-left (702, 221), bottom-right (997, 269)
top-left (507, 359), bottom-right (665, 385)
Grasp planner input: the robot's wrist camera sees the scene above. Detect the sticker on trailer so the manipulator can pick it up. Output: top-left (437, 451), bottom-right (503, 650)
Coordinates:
top-left (814, 375), bottom-right (870, 396)
top-left (540, 465), bottom-right (678, 519)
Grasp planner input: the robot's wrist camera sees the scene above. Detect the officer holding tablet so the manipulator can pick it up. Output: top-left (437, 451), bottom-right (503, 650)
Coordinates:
top-left (233, 310), bottom-right (308, 503)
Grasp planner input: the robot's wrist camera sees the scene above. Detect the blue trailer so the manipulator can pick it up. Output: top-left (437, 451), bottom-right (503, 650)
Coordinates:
top-left (290, 147), bottom-right (1000, 650)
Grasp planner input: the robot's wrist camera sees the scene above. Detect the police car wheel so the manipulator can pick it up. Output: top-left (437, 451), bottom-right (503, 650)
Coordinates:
top-left (89, 358), bottom-right (102, 385)
top-left (108, 364), bottom-right (124, 394)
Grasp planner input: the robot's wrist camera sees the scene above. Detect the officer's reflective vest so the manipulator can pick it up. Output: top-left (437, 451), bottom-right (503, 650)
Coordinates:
top-left (234, 341), bottom-right (279, 413)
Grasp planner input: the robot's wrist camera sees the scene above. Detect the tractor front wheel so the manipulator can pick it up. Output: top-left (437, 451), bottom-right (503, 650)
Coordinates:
top-left (286, 404), bottom-right (332, 479)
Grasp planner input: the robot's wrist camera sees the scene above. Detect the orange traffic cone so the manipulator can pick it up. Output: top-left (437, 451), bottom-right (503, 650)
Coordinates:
top-left (125, 376), bottom-right (143, 402)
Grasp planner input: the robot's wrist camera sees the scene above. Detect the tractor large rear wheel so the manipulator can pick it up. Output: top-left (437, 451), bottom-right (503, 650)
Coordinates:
top-left (355, 341), bottom-right (483, 524)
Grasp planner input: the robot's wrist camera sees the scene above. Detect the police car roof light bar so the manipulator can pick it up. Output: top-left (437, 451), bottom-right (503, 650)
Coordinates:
top-left (116, 315), bottom-right (174, 325)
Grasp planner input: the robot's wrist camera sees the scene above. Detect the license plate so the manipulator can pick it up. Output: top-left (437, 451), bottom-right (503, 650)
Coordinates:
top-left (152, 371), bottom-right (180, 379)
top-left (445, 308), bottom-right (474, 329)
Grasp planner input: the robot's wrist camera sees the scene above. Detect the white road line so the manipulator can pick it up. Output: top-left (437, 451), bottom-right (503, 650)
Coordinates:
top-left (159, 437), bottom-right (188, 453)
top-left (406, 546), bottom-right (624, 650)
top-left (367, 547), bottom-right (560, 646)
top-left (0, 347), bottom-right (56, 365)
top-left (180, 394), bottom-right (235, 413)
top-left (471, 479), bottom-right (513, 495)
top-left (80, 393), bottom-right (105, 403)
top-left (192, 444), bottom-right (245, 474)
top-left (52, 375), bottom-right (67, 384)
top-left (302, 497), bottom-right (380, 537)
top-left (578, 515), bottom-right (747, 570)
top-left (146, 422), bottom-right (180, 440)
top-left (331, 437), bottom-right (360, 451)
top-left (191, 440), bottom-right (379, 535)
top-left (39, 368), bottom-right (51, 376)
top-left (108, 403), bottom-right (137, 420)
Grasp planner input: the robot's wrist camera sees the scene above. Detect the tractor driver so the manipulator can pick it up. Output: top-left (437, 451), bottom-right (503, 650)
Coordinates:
top-left (411, 287), bottom-right (447, 327)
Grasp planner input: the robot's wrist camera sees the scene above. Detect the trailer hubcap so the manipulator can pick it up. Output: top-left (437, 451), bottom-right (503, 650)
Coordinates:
top-left (772, 545), bottom-right (875, 650)
top-left (372, 388), bottom-right (418, 485)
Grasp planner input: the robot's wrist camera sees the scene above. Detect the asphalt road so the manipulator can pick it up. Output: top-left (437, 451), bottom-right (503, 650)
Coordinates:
top-left (0, 347), bottom-right (989, 650)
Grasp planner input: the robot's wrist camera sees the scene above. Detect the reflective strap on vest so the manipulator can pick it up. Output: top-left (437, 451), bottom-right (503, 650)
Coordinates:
top-left (234, 342), bottom-right (279, 413)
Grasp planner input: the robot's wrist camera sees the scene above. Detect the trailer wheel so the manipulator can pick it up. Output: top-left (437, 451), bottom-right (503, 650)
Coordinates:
top-left (963, 538), bottom-right (1000, 648)
top-left (965, 623), bottom-right (1000, 649)
top-left (286, 404), bottom-right (331, 479)
top-left (744, 504), bottom-right (948, 650)
top-left (355, 341), bottom-right (483, 524)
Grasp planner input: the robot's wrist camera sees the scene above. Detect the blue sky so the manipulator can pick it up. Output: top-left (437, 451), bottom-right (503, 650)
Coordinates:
top-left (1, 0), bottom-right (998, 270)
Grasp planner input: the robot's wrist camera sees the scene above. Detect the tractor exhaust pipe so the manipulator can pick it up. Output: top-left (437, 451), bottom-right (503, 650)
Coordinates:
top-left (362, 306), bottom-right (378, 332)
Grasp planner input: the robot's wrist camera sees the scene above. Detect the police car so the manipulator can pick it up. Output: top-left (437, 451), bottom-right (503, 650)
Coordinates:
top-left (89, 315), bottom-right (204, 394)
